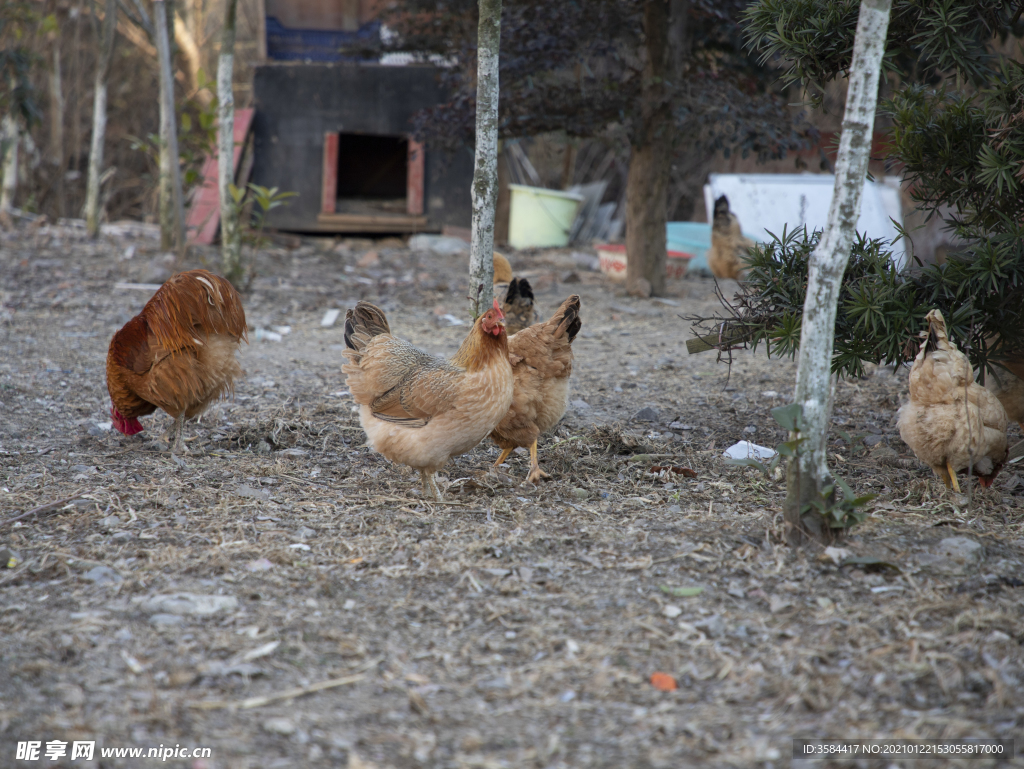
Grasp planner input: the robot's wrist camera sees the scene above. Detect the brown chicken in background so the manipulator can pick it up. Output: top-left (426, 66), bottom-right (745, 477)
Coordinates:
top-left (708, 195), bottom-right (755, 280)
top-left (106, 269), bottom-right (248, 453)
top-left (342, 299), bottom-right (514, 500)
top-left (493, 252), bottom-right (540, 335)
top-left (897, 310), bottom-right (1008, 491)
top-left (491, 295), bottom-right (581, 483)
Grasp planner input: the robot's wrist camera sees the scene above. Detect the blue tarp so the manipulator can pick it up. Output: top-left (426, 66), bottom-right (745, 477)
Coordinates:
top-left (266, 17), bottom-right (380, 62)
top-left (667, 221), bottom-right (761, 276)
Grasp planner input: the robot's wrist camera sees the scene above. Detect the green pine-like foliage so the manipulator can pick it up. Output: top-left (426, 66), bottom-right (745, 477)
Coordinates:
top-left (692, 2), bottom-right (1024, 379)
top-left (712, 224), bottom-right (1024, 379)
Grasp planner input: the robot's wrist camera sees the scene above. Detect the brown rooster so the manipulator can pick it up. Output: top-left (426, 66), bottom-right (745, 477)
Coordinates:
top-left (897, 310), bottom-right (1008, 491)
top-left (491, 295), bottom-right (581, 483)
top-left (106, 270), bottom-right (247, 454)
top-left (342, 299), bottom-right (514, 500)
top-left (493, 252), bottom-right (539, 335)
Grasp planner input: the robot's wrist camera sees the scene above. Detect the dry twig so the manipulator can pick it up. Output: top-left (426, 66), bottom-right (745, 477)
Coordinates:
top-left (1, 491), bottom-right (89, 527)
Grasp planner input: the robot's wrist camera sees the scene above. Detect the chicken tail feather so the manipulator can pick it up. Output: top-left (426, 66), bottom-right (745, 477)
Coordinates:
top-left (344, 302), bottom-right (391, 352)
top-left (551, 294), bottom-right (582, 343)
top-left (506, 277), bottom-right (534, 306)
top-left (144, 270), bottom-right (247, 353)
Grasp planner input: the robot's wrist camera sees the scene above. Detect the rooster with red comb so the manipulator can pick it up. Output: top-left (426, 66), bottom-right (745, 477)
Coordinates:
top-left (342, 298), bottom-right (513, 500)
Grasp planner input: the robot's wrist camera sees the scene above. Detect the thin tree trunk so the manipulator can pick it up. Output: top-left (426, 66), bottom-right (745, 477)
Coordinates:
top-left (624, 0), bottom-right (687, 298)
top-left (218, 0), bottom-right (242, 282)
top-left (50, 42), bottom-right (67, 218)
top-left (49, 45), bottom-right (64, 165)
top-left (85, 0), bottom-right (118, 238)
top-left (154, 0), bottom-right (186, 254)
top-left (0, 114), bottom-right (18, 213)
top-left (72, 0), bottom-right (84, 181)
top-left (785, 0), bottom-right (892, 547)
top-left (467, 0), bottom-right (502, 319)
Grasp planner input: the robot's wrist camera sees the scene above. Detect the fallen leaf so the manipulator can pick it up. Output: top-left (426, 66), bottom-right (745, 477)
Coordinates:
top-left (408, 689), bottom-right (429, 715)
top-left (648, 466), bottom-right (698, 477)
top-left (734, 543), bottom-right (757, 560)
top-left (356, 250), bottom-right (379, 267)
top-left (650, 672), bottom-right (678, 691)
top-left (768, 594), bottom-right (793, 614)
top-left (659, 585), bottom-right (704, 598)
top-left (820, 546), bottom-right (852, 566)
top-left (621, 557), bottom-right (652, 571)
top-left (236, 640), bottom-right (280, 663)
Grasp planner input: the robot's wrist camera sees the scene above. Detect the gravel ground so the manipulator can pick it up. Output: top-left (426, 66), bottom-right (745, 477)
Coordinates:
top-left (1, 220), bottom-right (1022, 769)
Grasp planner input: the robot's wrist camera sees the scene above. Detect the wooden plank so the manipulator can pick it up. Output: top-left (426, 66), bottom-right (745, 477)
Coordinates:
top-left (407, 138), bottom-right (424, 216)
top-left (185, 107), bottom-right (255, 245)
top-left (317, 212), bottom-right (428, 233)
top-left (321, 132), bottom-right (339, 215)
top-left (685, 326), bottom-right (754, 355)
top-left (236, 132), bottom-right (256, 194)
top-left (317, 213), bottom-right (428, 226)
top-left (254, 0), bottom-right (267, 60)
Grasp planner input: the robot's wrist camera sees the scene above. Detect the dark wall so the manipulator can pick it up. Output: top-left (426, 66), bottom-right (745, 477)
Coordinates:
top-left (252, 62), bottom-right (473, 232)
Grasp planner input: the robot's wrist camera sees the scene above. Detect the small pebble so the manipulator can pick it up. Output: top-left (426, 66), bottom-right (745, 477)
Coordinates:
top-left (59, 685), bottom-right (86, 708)
top-left (262, 717), bottom-right (296, 736)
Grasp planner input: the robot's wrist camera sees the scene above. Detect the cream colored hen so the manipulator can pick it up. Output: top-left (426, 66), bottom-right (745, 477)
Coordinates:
top-left (984, 365), bottom-right (1024, 433)
top-left (342, 300), bottom-right (513, 500)
top-left (708, 195), bottom-right (755, 280)
top-left (897, 310), bottom-right (1008, 491)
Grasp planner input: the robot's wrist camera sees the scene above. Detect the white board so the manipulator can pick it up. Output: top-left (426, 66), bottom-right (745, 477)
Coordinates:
top-left (703, 173), bottom-right (905, 270)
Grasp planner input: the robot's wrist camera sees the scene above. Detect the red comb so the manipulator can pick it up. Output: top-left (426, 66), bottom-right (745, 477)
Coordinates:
top-left (493, 298), bottom-right (504, 318)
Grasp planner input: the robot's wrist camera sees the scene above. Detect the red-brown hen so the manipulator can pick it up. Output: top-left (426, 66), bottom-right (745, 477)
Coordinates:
top-left (106, 270), bottom-right (247, 453)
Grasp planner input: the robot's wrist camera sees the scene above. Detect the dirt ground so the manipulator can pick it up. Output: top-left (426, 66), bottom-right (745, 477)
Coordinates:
top-left (1, 220), bottom-right (1022, 769)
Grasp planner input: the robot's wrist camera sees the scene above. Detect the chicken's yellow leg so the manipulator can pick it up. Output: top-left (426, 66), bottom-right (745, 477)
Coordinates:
top-left (419, 470), bottom-right (442, 501)
top-left (526, 440), bottom-right (551, 484)
top-left (946, 460), bottom-right (961, 493)
top-left (170, 413), bottom-right (187, 455)
top-left (493, 448), bottom-right (514, 467)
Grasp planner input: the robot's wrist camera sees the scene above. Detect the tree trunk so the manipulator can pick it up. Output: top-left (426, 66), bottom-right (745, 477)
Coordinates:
top-left (154, 0), bottom-right (186, 254)
top-left (49, 45), bottom-right (64, 166)
top-left (85, 0), bottom-right (118, 238)
top-left (624, 0), bottom-right (687, 298)
top-left (50, 42), bottom-right (66, 218)
top-left (625, 138), bottom-right (669, 298)
top-left (467, 0), bottom-right (501, 319)
top-left (218, 0), bottom-right (242, 283)
top-left (785, 0), bottom-right (892, 547)
top-left (0, 114), bottom-right (18, 213)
